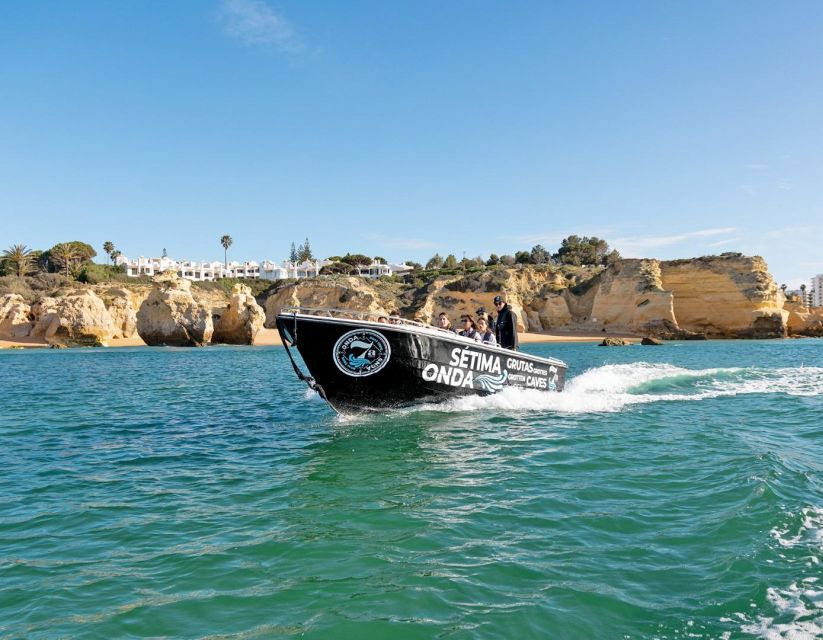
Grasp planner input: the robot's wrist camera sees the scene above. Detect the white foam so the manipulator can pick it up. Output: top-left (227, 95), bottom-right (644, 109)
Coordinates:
top-left (740, 616), bottom-right (823, 640)
top-left (772, 507), bottom-right (823, 549)
top-left (405, 363), bottom-right (823, 416)
top-left (738, 506), bottom-right (823, 639)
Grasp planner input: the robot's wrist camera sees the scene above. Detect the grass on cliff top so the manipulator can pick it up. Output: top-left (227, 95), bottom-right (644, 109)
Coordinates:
top-left (193, 278), bottom-right (276, 298)
top-left (662, 252), bottom-right (745, 267)
top-left (0, 274), bottom-right (76, 304)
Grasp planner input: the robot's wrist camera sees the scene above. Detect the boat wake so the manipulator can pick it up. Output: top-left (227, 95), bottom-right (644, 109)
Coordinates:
top-left (406, 363), bottom-right (823, 415)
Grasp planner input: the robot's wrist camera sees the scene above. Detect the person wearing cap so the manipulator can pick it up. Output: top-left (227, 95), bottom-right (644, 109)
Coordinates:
top-left (493, 295), bottom-right (519, 350)
top-left (476, 307), bottom-right (496, 335)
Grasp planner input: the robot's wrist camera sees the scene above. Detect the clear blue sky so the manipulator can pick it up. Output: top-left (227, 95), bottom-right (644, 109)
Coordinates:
top-left (1, 1), bottom-right (821, 286)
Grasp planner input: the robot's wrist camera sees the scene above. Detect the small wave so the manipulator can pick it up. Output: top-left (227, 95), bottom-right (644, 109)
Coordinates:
top-left (406, 363), bottom-right (823, 415)
top-left (736, 506), bottom-right (823, 639)
top-left (771, 506), bottom-right (823, 550)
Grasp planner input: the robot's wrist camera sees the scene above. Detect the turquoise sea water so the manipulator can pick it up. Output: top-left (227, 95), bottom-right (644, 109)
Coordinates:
top-left (1, 340), bottom-right (821, 639)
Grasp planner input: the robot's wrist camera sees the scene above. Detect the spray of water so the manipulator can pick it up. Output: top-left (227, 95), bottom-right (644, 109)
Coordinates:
top-left (407, 363), bottom-right (823, 415)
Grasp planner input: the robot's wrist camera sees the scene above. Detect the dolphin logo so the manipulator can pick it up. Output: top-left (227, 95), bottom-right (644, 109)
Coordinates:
top-left (333, 330), bottom-right (391, 377)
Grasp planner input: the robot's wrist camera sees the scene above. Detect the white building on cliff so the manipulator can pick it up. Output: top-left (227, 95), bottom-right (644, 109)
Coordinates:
top-left (114, 256), bottom-right (411, 282)
top-left (259, 259), bottom-right (333, 280)
top-left (116, 256), bottom-right (262, 281)
top-left (359, 260), bottom-right (412, 278)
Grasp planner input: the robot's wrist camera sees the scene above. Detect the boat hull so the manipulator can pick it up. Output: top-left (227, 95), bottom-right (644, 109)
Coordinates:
top-left (277, 313), bottom-right (566, 413)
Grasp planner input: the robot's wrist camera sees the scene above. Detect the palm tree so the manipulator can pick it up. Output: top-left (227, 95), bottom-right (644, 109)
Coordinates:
top-left (103, 241), bottom-right (114, 265)
top-left (800, 284), bottom-right (807, 307)
top-left (220, 235), bottom-right (233, 271)
top-left (2, 244), bottom-right (34, 277)
top-left (51, 243), bottom-right (79, 277)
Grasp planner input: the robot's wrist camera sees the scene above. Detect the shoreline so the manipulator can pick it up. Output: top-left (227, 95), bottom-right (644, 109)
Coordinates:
top-left (0, 328), bottom-right (642, 350)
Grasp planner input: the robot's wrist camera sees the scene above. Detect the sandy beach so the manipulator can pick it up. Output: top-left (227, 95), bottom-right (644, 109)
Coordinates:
top-left (1, 327), bottom-right (639, 350)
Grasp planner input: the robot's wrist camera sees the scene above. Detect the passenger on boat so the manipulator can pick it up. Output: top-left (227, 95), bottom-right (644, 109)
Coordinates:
top-left (476, 317), bottom-right (497, 345)
top-left (458, 315), bottom-right (481, 342)
top-left (389, 311), bottom-right (402, 325)
top-left (377, 316), bottom-right (388, 323)
top-left (493, 295), bottom-right (519, 350)
top-left (437, 312), bottom-right (457, 333)
top-left (476, 307), bottom-right (496, 334)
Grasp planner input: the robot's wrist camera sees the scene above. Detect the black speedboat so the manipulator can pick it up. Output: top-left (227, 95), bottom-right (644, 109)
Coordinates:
top-left (276, 308), bottom-right (567, 413)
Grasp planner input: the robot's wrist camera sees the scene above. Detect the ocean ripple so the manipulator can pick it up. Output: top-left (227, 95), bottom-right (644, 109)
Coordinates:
top-left (0, 340), bottom-right (821, 638)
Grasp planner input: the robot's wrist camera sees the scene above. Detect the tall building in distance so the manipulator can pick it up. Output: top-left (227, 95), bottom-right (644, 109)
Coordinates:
top-left (811, 274), bottom-right (823, 308)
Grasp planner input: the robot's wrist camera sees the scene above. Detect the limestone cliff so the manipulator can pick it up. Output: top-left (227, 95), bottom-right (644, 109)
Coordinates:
top-left (213, 284), bottom-right (266, 345)
top-left (1, 254), bottom-right (805, 346)
top-left (659, 255), bottom-right (786, 338)
top-left (0, 294), bottom-right (34, 337)
top-left (499, 260), bottom-right (695, 338)
top-left (136, 272), bottom-right (214, 346)
top-left (255, 255), bottom-right (792, 340)
top-left (263, 276), bottom-right (395, 327)
top-left (403, 269), bottom-right (518, 328)
top-left (522, 255), bottom-right (786, 338)
top-left (785, 299), bottom-right (823, 337)
top-left (100, 288), bottom-right (139, 339)
top-left (43, 290), bottom-right (117, 347)
top-left (30, 297), bottom-right (59, 338)
top-left (401, 267), bottom-right (597, 332)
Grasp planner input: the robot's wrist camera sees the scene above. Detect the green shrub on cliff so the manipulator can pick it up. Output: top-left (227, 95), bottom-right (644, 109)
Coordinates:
top-left (0, 273), bottom-right (72, 304)
top-left (76, 263), bottom-right (128, 284)
top-left (194, 278), bottom-right (274, 298)
top-left (552, 235), bottom-right (619, 266)
top-left (339, 253), bottom-right (372, 267)
top-left (320, 261), bottom-right (359, 275)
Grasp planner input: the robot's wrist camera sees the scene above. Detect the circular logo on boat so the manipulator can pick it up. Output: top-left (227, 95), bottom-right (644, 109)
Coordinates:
top-left (333, 329), bottom-right (391, 377)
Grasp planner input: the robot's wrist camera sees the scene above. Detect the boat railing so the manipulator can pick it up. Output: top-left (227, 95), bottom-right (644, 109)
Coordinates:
top-left (279, 307), bottom-right (568, 367)
top-left (279, 306), bottom-right (447, 333)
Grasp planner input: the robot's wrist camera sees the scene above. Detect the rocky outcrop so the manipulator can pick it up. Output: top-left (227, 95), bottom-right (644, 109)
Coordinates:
top-left (213, 284), bottom-right (266, 345)
top-left (0, 294), bottom-right (34, 337)
top-left (785, 300), bottom-right (823, 337)
top-left (102, 288), bottom-right (138, 339)
top-left (534, 293), bottom-right (574, 331)
top-left (136, 272), bottom-right (213, 346)
top-left (592, 261), bottom-right (676, 333)
top-left (659, 255), bottom-right (786, 338)
top-left (502, 257), bottom-right (788, 339)
top-left (405, 270), bottom-right (521, 328)
top-left (565, 259), bottom-right (679, 334)
top-left (505, 261), bottom-right (693, 337)
top-left (30, 297), bottom-right (59, 337)
top-left (599, 337), bottom-right (628, 346)
top-left (256, 257), bottom-right (791, 340)
top-left (399, 267), bottom-right (589, 332)
top-left (42, 290), bottom-right (116, 347)
top-left (263, 276), bottom-right (392, 327)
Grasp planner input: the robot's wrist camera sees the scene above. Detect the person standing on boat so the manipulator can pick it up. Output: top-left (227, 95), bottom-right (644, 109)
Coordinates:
top-left (458, 315), bottom-right (481, 341)
top-left (476, 317), bottom-right (497, 345)
top-left (493, 295), bottom-right (519, 350)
